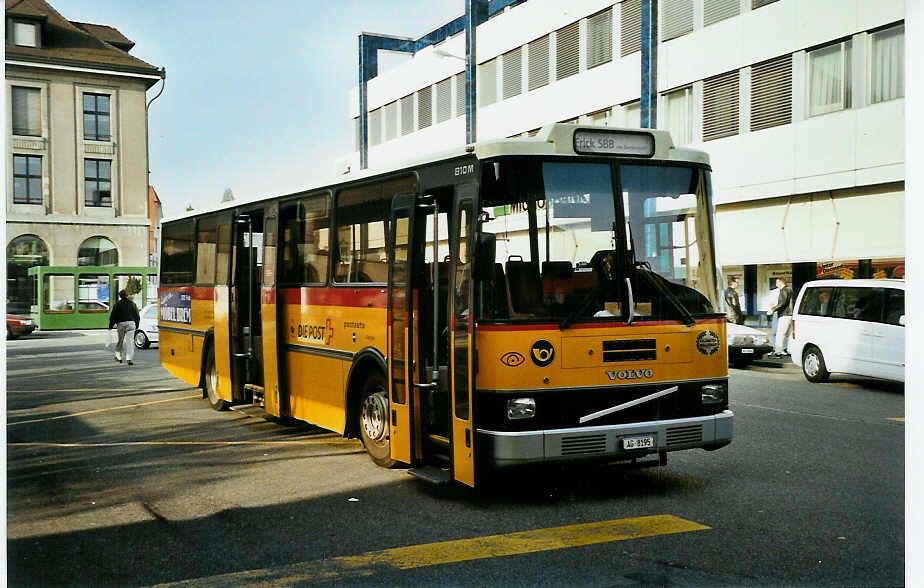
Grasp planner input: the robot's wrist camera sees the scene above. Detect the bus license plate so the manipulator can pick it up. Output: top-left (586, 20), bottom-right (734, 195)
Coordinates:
top-left (622, 435), bottom-right (655, 450)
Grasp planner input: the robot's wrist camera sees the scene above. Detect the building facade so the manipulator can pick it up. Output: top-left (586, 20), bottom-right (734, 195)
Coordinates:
top-left (5, 0), bottom-right (164, 314)
top-left (345, 0), bottom-right (904, 321)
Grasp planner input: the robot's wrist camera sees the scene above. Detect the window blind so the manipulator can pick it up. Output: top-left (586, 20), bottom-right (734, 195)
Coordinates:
top-left (11, 86), bottom-right (40, 136)
top-left (621, 0), bottom-right (641, 56)
top-left (528, 35), bottom-right (550, 90)
top-left (750, 54), bottom-right (792, 131)
top-left (752, 0), bottom-right (780, 8)
top-left (704, 0), bottom-right (739, 27)
top-left (455, 72), bottom-right (465, 117)
top-left (661, 0), bottom-right (693, 42)
top-left (503, 47), bottom-right (523, 99)
top-left (384, 101), bottom-right (398, 141)
top-left (479, 58), bottom-right (498, 107)
top-left (587, 8), bottom-right (613, 69)
top-left (703, 70), bottom-right (739, 141)
top-left (556, 21), bottom-right (580, 80)
top-left (369, 108), bottom-right (382, 146)
top-left (870, 25), bottom-right (904, 104)
top-left (400, 94), bottom-right (414, 135)
top-left (417, 86), bottom-right (432, 129)
top-left (436, 78), bottom-right (452, 123)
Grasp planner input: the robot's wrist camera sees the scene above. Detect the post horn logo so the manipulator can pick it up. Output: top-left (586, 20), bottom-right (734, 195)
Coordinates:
top-left (696, 330), bottom-right (720, 356)
top-left (530, 340), bottom-right (555, 367)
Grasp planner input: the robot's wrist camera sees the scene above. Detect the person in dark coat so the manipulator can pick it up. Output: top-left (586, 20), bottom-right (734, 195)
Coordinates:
top-left (109, 289), bottom-right (140, 365)
top-left (724, 277), bottom-right (744, 325)
top-left (769, 277), bottom-right (794, 356)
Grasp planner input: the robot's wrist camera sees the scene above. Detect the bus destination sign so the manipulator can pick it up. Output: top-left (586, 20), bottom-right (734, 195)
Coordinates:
top-left (573, 129), bottom-right (655, 157)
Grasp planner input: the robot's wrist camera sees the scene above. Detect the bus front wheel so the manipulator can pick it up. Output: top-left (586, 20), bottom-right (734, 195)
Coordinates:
top-left (204, 346), bottom-right (228, 411)
top-left (359, 373), bottom-right (396, 468)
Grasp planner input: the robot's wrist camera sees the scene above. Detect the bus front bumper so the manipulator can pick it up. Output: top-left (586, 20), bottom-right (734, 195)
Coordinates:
top-left (476, 410), bottom-right (733, 468)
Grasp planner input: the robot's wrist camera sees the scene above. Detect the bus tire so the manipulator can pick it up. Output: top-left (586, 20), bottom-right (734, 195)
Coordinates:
top-left (358, 372), bottom-right (396, 468)
top-left (204, 345), bottom-right (228, 411)
top-left (802, 345), bottom-right (830, 383)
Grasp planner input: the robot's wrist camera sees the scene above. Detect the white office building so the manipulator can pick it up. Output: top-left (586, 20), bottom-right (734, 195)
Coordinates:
top-left (345, 0), bottom-right (904, 319)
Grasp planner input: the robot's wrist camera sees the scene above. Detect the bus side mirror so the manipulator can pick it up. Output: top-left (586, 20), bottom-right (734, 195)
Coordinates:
top-left (473, 232), bottom-right (496, 282)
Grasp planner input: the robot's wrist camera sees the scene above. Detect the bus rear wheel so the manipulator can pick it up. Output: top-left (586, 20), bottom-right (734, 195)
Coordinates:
top-left (359, 373), bottom-right (396, 468)
top-left (204, 346), bottom-right (227, 411)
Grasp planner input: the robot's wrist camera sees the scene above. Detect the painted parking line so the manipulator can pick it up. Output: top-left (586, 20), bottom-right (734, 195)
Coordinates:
top-left (155, 514), bottom-right (710, 587)
top-left (7, 393), bottom-right (201, 426)
top-left (8, 438), bottom-right (362, 448)
top-left (888, 417), bottom-right (904, 423)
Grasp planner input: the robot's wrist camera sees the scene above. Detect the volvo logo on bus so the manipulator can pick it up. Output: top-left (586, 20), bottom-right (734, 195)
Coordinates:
top-left (530, 340), bottom-right (555, 367)
top-left (606, 369), bottom-right (654, 381)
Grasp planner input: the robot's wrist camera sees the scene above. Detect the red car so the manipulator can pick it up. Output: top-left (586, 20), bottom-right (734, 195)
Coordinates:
top-left (7, 314), bottom-right (36, 339)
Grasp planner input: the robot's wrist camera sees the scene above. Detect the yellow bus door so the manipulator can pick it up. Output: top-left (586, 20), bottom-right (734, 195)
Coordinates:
top-left (260, 205), bottom-right (283, 416)
top-left (387, 194), bottom-right (419, 464)
top-left (450, 192), bottom-right (476, 487)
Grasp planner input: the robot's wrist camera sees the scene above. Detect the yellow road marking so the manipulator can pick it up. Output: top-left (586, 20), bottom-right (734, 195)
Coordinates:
top-left (888, 417), bottom-right (904, 423)
top-left (9, 439), bottom-right (361, 448)
top-left (156, 515), bottom-right (709, 586)
top-left (7, 394), bottom-right (201, 426)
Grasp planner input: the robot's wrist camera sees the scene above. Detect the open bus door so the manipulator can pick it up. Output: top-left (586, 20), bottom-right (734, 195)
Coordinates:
top-left (229, 208), bottom-right (265, 403)
top-left (449, 188), bottom-right (476, 487)
top-left (386, 193), bottom-right (418, 465)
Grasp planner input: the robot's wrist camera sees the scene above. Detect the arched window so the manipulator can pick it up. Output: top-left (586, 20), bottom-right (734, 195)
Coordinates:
top-left (6, 234), bottom-right (49, 315)
top-left (77, 236), bottom-right (118, 266)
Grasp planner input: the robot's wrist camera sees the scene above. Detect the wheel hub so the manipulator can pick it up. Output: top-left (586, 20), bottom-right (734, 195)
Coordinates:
top-left (361, 392), bottom-right (388, 442)
top-left (805, 353), bottom-right (819, 377)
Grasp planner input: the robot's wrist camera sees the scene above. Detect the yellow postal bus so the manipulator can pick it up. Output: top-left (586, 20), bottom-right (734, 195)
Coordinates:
top-left (158, 124), bottom-right (732, 488)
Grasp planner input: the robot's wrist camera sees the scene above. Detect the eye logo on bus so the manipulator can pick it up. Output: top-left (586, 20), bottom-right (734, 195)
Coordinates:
top-left (530, 340), bottom-right (555, 367)
top-left (500, 351), bottom-right (526, 367)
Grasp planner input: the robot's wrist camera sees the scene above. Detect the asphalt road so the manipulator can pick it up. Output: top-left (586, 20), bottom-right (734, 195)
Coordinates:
top-left (6, 330), bottom-right (905, 586)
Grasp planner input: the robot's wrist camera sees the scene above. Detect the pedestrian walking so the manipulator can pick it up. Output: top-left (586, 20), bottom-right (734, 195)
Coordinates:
top-left (769, 277), bottom-right (794, 356)
top-left (724, 277), bottom-right (744, 325)
top-left (109, 290), bottom-right (140, 365)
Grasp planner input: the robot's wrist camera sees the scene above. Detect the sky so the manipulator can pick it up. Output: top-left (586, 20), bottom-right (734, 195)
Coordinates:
top-left (53, 0), bottom-right (463, 218)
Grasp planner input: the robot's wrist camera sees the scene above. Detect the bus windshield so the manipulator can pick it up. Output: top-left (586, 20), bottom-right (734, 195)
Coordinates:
top-left (479, 159), bottom-right (718, 323)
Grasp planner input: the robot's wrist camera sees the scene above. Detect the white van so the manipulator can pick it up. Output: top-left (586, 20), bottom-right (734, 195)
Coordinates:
top-left (790, 279), bottom-right (905, 383)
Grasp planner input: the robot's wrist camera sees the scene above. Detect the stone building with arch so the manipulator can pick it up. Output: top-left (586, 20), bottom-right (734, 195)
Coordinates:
top-left (5, 0), bottom-right (164, 313)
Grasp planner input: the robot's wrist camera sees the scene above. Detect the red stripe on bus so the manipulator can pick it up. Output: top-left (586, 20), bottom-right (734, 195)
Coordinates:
top-left (279, 287), bottom-right (387, 308)
top-left (477, 318), bottom-right (723, 332)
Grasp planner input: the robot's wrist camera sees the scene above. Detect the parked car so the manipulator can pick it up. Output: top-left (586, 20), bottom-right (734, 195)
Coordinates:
top-left (790, 279), bottom-right (905, 383)
top-left (726, 322), bottom-right (772, 367)
top-left (134, 303), bottom-right (159, 349)
top-left (7, 314), bottom-right (37, 339)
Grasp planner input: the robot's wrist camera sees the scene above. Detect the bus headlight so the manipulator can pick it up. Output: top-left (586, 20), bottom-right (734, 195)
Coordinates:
top-left (701, 384), bottom-right (727, 405)
top-left (507, 398), bottom-right (536, 420)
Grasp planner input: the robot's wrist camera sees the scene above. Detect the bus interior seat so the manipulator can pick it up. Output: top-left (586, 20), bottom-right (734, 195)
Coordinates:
top-left (505, 257), bottom-right (544, 316)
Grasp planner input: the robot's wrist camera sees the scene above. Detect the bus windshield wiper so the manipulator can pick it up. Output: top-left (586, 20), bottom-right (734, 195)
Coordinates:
top-left (635, 267), bottom-right (696, 327)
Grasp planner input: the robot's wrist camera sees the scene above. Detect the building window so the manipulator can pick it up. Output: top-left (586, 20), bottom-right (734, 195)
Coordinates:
top-left (12, 21), bottom-right (38, 47)
top-left (556, 21), bottom-right (580, 80)
top-left (83, 93), bottom-right (111, 141)
top-left (662, 86), bottom-right (693, 144)
top-left (78, 236), bottom-right (118, 266)
top-left (587, 8), bottom-right (613, 69)
top-left (661, 0), bottom-right (694, 42)
top-left (528, 35), bottom-right (550, 90)
top-left (436, 77), bottom-right (452, 122)
top-left (623, 100), bottom-right (641, 128)
top-left (478, 58), bottom-right (498, 107)
top-left (384, 101), bottom-right (398, 141)
top-left (502, 47), bottom-right (522, 99)
top-left (621, 0), bottom-right (642, 56)
top-left (752, 0), bottom-right (779, 7)
top-left (750, 54), bottom-right (792, 131)
top-left (13, 155), bottom-right (42, 205)
top-left (417, 86), bottom-right (432, 129)
top-left (400, 94), bottom-right (414, 135)
top-left (807, 40), bottom-right (851, 117)
top-left (369, 108), bottom-right (382, 146)
top-left (704, 0), bottom-right (739, 27)
top-left (587, 107), bottom-right (612, 127)
top-left (703, 70), bottom-right (739, 141)
top-left (11, 87), bottom-right (41, 136)
top-left (454, 72), bottom-right (465, 117)
top-left (870, 24), bottom-right (904, 104)
top-left (85, 159), bottom-right (112, 207)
